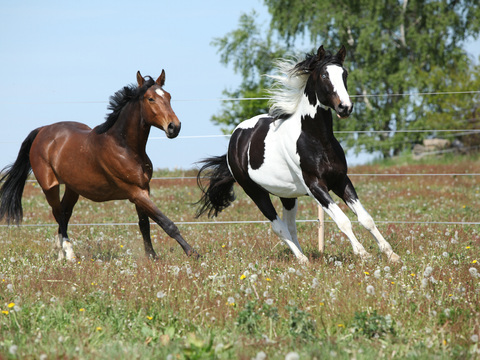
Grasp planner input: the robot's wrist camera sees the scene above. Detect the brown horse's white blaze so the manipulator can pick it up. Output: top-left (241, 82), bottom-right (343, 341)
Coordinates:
top-left (196, 45), bottom-right (400, 264)
top-left (0, 71), bottom-right (198, 261)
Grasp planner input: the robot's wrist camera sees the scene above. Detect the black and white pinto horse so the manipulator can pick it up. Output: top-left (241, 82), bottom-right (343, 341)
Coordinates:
top-left (196, 45), bottom-right (400, 264)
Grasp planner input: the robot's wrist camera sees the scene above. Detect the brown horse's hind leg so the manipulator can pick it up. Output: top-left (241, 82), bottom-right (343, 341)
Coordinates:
top-left (132, 190), bottom-right (199, 259)
top-left (43, 185), bottom-right (77, 261)
top-left (135, 205), bottom-right (157, 259)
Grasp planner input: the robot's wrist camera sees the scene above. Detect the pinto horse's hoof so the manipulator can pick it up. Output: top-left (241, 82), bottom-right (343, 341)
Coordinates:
top-left (360, 252), bottom-right (373, 261)
top-left (297, 254), bottom-right (310, 265)
top-left (388, 252), bottom-right (401, 263)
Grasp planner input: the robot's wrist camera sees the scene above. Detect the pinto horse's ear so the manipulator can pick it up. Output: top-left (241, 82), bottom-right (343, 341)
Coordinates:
top-left (136, 71), bottom-right (145, 87)
top-left (316, 45), bottom-right (326, 60)
top-left (337, 45), bottom-right (347, 64)
top-left (156, 69), bottom-right (165, 87)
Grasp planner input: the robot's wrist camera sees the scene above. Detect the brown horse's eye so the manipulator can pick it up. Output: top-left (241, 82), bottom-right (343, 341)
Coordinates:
top-left (148, 98), bottom-right (155, 102)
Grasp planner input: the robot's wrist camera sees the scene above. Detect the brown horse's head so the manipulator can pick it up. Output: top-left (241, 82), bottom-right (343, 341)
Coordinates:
top-left (137, 70), bottom-right (181, 138)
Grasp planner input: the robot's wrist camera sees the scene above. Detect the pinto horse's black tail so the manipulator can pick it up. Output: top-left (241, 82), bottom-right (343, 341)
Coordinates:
top-left (0, 128), bottom-right (40, 225)
top-left (195, 154), bottom-right (236, 218)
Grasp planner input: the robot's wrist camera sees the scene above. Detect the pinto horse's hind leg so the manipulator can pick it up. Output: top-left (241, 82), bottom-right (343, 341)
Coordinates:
top-left (241, 184), bottom-right (308, 264)
top-left (280, 198), bottom-right (302, 252)
top-left (43, 185), bottom-right (78, 261)
top-left (135, 205), bottom-right (157, 259)
top-left (334, 177), bottom-right (401, 263)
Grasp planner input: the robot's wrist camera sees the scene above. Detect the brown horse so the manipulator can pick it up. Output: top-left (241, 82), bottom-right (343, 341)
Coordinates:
top-left (0, 70), bottom-right (199, 261)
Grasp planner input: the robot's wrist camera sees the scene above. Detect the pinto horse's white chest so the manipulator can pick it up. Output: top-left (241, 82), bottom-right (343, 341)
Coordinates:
top-left (230, 115), bottom-right (308, 198)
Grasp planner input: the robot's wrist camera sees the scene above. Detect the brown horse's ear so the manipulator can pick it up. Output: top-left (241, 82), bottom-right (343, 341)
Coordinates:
top-left (316, 45), bottom-right (326, 60)
top-left (156, 69), bottom-right (165, 87)
top-left (337, 45), bottom-right (347, 64)
top-left (137, 71), bottom-right (145, 87)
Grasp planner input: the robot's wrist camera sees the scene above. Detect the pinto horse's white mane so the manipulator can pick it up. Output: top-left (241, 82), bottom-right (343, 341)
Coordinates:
top-left (267, 58), bottom-right (310, 119)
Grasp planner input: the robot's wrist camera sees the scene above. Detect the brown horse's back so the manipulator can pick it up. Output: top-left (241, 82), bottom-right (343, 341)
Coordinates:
top-left (29, 121), bottom-right (130, 202)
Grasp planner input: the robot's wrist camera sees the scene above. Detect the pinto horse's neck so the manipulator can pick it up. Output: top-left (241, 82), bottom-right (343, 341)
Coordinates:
top-left (296, 92), bottom-right (335, 142)
top-left (107, 101), bottom-right (150, 156)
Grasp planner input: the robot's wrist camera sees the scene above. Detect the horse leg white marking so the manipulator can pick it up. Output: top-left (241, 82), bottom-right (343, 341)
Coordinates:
top-left (347, 200), bottom-right (401, 263)
top-left (63, 239), bottom-right (76, 261)
top-left (324, 203), bottom-right (372, 260)
top-left (56, 234), bottom-right (65, 261)
top-left (271, 217), bottom-right (309, 264)
top-left (282, 200), bottom-right (302, 251)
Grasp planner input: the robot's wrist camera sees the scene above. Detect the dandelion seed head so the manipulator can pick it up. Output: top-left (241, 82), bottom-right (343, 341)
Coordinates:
top-left (374, 269), bottom-right (381, 278)
top-left (265, 298), bottom-right (274, 305)
top-left (469, 268), bottom-right (478, 277)
top-left (9, 345), bottom-right (17, 355)
top-left (423, 266), bottom-right (433, 278)
top-left (366, 285), bottom-right (375, 295)
top-left (156, 291), bottom-right (166, 299)
top-left (285, 352), bottom-right (300, 360)
top-left (471, 334), bottom-right (479, 343)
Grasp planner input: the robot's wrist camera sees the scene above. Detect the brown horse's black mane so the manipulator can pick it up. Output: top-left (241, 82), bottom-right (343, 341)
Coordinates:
top-left (95, 77), bottom-right (156, 134)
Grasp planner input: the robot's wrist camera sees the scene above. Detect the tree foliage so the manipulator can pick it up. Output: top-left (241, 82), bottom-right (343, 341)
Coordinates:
top-left (212, 1), bottom-right (480, 157)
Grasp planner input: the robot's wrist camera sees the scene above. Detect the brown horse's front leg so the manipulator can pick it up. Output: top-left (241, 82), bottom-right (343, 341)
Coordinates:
top-left (135, 205), bottom-right (157, 259)
top-left (132, 190), bottom-right (200, 259)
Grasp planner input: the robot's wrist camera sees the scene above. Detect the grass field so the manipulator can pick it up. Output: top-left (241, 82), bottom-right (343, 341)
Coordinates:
top-left (1, 154), bottom-right (479, 359)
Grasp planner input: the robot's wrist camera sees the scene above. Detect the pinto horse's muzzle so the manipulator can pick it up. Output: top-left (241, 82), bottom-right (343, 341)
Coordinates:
top-left (336, 102), bottom-right (354, 119)
top-left (166, 121), bottom-right (181, 138)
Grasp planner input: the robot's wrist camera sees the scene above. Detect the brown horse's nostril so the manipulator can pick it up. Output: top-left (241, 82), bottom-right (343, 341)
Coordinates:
top-left (166, 122), bottom-right (181, 138)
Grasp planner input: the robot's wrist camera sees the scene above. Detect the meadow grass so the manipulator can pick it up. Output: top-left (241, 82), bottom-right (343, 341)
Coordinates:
top-left (1, 154), bottom-right (479, 359)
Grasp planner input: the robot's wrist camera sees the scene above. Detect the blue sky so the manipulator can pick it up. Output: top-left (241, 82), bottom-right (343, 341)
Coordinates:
top-left (1, 1), bottom-right (479, 171)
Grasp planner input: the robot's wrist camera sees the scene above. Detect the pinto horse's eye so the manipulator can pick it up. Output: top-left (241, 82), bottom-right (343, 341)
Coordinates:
top-left (321, 74), bottom-right (327, 79)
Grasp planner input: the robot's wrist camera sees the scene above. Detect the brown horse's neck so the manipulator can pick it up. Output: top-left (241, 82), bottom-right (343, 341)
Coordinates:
top-left (107, 101), bottom-right (150, 156)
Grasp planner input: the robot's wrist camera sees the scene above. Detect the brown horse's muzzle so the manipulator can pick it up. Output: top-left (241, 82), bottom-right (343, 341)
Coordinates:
top-left (166, 121), bottom-right (181, 138)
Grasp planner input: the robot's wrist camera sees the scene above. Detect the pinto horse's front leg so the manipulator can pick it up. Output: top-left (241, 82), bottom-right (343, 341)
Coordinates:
top-left (307, 181), bottom-right (373, 261)
top-left (335, 177), bottom-right (401, 263)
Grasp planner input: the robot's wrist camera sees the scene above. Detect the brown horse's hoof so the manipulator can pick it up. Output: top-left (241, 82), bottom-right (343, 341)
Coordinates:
top-left (188, 249), bottom-right (201, 260)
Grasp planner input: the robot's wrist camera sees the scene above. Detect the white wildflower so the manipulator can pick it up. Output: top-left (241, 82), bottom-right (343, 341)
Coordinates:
top-left (423, 266), bottom-right (433, 278)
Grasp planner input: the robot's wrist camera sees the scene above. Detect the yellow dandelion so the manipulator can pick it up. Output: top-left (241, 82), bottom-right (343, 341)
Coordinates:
top-left (466, 246), bottom-right (471, 249)
top-left (221, 244), bottom-right (226, 248)
top-left (449, 294), bottom-right (453, 297)
top-left (266, 278), bottom-right (272, 282)
top-left (337, 324), bottom-right (345, 328)
top-left (364, 271), bottom-right (370, 275)
top-left (120, 245), bottom-right (124, 248)
top-left (146, 316), bottom-right (153, 320)
top-left (79, 308), bottom-right (85, 312)
top-left (319, 302), bottom-right (325, 306)
top-left (7, 303), bottom-right (15, 308)
top-left (2, 311), bottom-right (8, 315)
top-left (391, 281), bottom-right (395, 284)
top-left (96, 327), bottom-right (102, 331)
top-left (240, 274), bottom-right (246, 280)
top-left (472, 260), bottom-right (477, 264)
top-left (410, 273), bottom-right (416, 277)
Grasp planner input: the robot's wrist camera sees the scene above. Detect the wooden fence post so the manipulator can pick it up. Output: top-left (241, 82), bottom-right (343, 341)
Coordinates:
top-left (318, 205), bottom-right (325, 253)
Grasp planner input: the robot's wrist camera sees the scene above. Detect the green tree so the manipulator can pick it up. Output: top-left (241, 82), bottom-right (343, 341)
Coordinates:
top-left (212, 1), bottom-right (480, 157)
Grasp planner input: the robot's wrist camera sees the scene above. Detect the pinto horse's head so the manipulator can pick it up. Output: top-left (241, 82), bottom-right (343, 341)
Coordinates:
top-left (137, 70), bottom-right (181, 138)
top-left (303, 45), bottom-right (353, 119)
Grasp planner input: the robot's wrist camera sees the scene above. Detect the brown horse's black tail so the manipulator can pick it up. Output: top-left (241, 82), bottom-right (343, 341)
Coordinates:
top-left (195, 154), bottom-right (236, 218)
top-left (0, 128), bottom-right (40, 225)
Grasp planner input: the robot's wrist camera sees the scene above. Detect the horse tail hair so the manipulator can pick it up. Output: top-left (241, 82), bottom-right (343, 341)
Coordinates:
top-left (0, 128), bottom-right (40, 225)
top-left (195, 154), bottom-right (236, 218)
